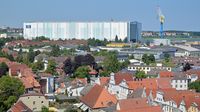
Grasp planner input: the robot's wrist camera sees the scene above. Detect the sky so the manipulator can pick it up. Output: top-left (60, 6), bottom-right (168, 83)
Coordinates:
top-left (0, 0), bottom-right (200, 31)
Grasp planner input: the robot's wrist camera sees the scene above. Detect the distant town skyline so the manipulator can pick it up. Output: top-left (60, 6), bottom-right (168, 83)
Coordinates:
top-left (1, 0), bottom-right (200, 31)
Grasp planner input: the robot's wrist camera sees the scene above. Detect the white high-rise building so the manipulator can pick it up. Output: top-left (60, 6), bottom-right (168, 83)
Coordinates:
top-left (23, 21), bottom-right (142, 42)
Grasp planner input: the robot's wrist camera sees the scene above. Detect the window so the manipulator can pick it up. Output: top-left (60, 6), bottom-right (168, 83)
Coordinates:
top-left (33, 101), bottom-right (35, 105)
top-left (180, 85), bottom-right (182, 88)
top-left (26, 25), bottom-right (31, 28)
top-left (180, 80), bottom-right (182, 83)
top-left (175, 85), bottom-right (177, 88)
top-left (41, 101), bottom-right (44, 104)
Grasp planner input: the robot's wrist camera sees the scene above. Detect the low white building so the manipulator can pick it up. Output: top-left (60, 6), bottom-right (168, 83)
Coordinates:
top-left (153, 39), bottom-right (171, 46)
top-left (128, 64), bottom-right (171, 74)
top-left (171, 74), bottom-right (188, 90)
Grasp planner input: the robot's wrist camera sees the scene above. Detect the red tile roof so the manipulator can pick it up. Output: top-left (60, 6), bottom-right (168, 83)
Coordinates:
top-left (160, 89), bottom-right (200, 110)
top-left (159, 71), bottom-right (174, 78)
top-left (118, 98), bottom-right (148, 111)
top-left (185, 69), bottom-right (200, 79)
top-left (0, 57), bottom-right (40, 89)
top-left (117, 98), bottom-right (162, 112)
top-left (114, 72), bottom-right (133, 85)
top-left (127, 78), bottom-right (171, 90)
top-left (9, 101), bottom-right (32, 112)
top-left (118, 106), bottom-right (162, 112)
top-left (99, 77), bottom-right (110, 86)
top-left (80, 84), bottom-right (117, 109)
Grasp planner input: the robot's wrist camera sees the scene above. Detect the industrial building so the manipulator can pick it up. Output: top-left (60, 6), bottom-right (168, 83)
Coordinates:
top-left (23, 21), bottom-right (142, 42)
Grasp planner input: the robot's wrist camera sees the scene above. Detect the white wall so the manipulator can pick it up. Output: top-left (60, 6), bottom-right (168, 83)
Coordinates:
top-left (171, 79), bottom-right (188, 90)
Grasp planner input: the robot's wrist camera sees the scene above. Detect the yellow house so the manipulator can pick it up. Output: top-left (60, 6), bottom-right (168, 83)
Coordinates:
top-left (106, 43), bottom-right (130, 48)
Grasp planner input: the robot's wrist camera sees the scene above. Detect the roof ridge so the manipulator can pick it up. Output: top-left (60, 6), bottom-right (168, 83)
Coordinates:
top-left (93, 85), bottom-right (105, 107)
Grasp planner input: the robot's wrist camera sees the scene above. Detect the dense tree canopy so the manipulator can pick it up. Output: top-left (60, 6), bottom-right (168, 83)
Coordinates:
top-left (164, 53), bottom-right (170, 62)
top-left (87, 38), bottom-right (109, 46)
top-left (183, 62), bottom-right (191, 72)
top-left (120, 59), bottom-right (130, 69)
top-left (46, 60), bottom-right (57, 75)
top-left (189, 81), bottom-right (200, 92)
top-left (32, 60), bottom-right (44, 73)
top-left (74, 66), bottom-right (90, 78)
top-left (128, 54), bottom-right (135, 59)
top-left (50, 45), bottom-right (61, 57)
top-left (0, 62), bottom-right (9, 77)
top-left (103, 53), bottom-right (120, 73)
top-left (135, 71), bottom-right (147, 79)
top-left (0, 76), bottom-right (25, 111)
top-left (63, 54), bottom-right (96, 76)
top-left (142, 54), bottom-right (155, 65)
top-left (77, 45), bottom-right (90, 51)
top-left (63, 58), bottom-right (74, 75)
top-left (0, 51), bottom-right (14, 61)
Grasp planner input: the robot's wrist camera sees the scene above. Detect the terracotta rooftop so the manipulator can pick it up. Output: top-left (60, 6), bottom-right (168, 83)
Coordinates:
top-left (80, 84), bottom-right (117, 109)
top-left (185, 69), bottom-right (200, 79)
top-left (118, 98), bottom-right (148, 111)
top-left (118, 106), bottom-right (162, 112)
top-left (99, 77), bottom-right (110, 86)
top-left (114, 72), bottom-right (133, 85)
top-left (127, 78), bottom-right (171, 90)
top-left (8, 100), bottom-right (32, 112)
top-left (160, 89), bottom-right (200, 110)
top-left (159, 71), bottom-right (174, 78)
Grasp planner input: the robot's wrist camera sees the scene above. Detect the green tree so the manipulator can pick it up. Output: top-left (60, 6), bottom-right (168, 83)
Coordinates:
top-left (189, 81), bottom-right (200, 92)
top-left (41, 106), bottom-right (49, 112)
top-left (32, 60), bottom-right (44, 72)
top-left (128, 54), bottom-right (134, 59)
top-left (50, 45), bottom-right (60, 57)
top-left (135, 71), bottom-right (147, 79)
top-left (183, 62), bottom-right (191, 72)
top-left (77, 45), bottom-right (90, 51)
top-left (164, 53), bottom-right (170, 62)
top-left (115, 35), bottom-right (119, 42)
top-left (16, 54), bottom-right (23, 63)
top-left (0, 76), bottom-right (25, 111)
top-left (74, 66), bottom-right (90, 78)
top-left (142, 54), bottom-right (155, 65)
top-left (149, 54), bottom-right (155, 63)
top-left (142, 54), bottom-right (150, 65)
top-left (123, 37), bottom-right (128, 43)
top-left (28, 47), bottom-right (35, 63)
top-left (0, 62), bottom-right (9, 77)
top-left (22, 53), bottom-right (30, 65)
top-left (120, 60), bottom-right (130, 69)
top-left (46, 60), bottom-right (57, 75)
top-left (99, 71), bottom-right (110, 77)
top-left (103, 53), bottom-right (120, 73)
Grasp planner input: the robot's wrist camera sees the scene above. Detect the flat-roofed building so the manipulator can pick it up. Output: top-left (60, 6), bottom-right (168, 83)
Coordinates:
top-left (23, 21), bottom-right (142, 42)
